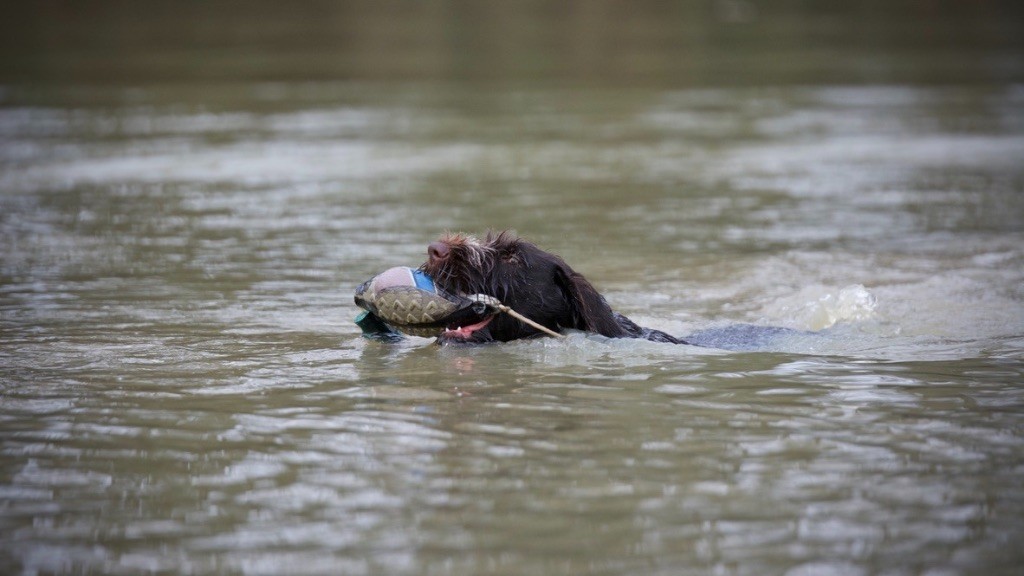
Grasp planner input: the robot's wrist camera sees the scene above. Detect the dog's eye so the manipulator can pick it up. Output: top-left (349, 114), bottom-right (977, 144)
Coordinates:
top-left (501, 250), bottom-right (521, 264)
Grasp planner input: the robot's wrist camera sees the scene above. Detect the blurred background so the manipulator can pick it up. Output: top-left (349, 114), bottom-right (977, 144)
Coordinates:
top-left (2, 0), bottom-right (1022, 87)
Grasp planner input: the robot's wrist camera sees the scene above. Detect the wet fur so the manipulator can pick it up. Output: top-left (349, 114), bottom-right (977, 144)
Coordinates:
top-left (421, 231), bottom-right (683, 344)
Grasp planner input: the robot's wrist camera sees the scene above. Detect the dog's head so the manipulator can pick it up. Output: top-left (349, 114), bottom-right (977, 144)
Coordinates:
top-left (420, 231), bottom-right (628, 343)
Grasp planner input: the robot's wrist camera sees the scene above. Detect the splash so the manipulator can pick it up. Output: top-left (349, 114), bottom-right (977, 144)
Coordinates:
top-left (769, 284), bottom-right (878, 331)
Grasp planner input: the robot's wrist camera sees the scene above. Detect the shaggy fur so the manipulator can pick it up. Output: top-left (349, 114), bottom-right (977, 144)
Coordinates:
top-left (420, 231), bottom-right (683, 344)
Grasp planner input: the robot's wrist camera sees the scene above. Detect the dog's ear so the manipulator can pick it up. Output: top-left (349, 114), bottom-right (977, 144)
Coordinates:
top-left (553, 261), bottom-right (629, 337)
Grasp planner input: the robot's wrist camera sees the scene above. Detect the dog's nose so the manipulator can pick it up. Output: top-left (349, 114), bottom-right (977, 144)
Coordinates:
top-left (428, 241), bottom-right (449, 263)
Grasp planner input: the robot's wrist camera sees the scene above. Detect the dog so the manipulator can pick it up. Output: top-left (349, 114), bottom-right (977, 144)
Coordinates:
top-left (420, 231), bottom-right (687, 345)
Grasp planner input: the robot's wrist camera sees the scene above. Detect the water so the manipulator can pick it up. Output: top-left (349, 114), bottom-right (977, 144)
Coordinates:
top-left (2, 2), bottom-right (1024, 575)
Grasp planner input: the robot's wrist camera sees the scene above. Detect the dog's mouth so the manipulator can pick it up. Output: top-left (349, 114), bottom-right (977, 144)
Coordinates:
top-left (442, 314), bottom-right (494, 340)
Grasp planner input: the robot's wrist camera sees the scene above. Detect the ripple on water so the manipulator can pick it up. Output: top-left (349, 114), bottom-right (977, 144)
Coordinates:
top-left (2, 80), bottom-right (1024, 575)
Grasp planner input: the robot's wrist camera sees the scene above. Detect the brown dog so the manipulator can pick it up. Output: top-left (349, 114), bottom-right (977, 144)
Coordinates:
top-left (420, 231), bottom-right (683, 345)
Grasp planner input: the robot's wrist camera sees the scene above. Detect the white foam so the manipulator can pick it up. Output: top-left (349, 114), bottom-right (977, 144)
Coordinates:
top-left (764, 284), bottom-right (878, 331)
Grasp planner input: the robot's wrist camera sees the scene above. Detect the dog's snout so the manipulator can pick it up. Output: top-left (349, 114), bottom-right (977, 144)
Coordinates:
top-left (428, 241), bottom-right (449, 263)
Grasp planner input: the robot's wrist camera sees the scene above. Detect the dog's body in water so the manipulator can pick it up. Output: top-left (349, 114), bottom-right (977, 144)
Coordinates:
top-left (420, 230), bottom-right (796, 349)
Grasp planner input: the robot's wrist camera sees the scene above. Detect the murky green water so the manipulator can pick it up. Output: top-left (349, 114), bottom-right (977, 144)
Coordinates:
top-left (2, 2), bottom-right (1024, 575)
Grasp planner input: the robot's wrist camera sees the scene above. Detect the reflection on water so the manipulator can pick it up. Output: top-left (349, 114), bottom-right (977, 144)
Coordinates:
top-left (2, 1), bottom-right (1024, 575)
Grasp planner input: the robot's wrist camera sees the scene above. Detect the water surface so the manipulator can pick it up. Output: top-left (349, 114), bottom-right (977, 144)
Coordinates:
top-left (2, 2), bottom-right (1024, 575)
